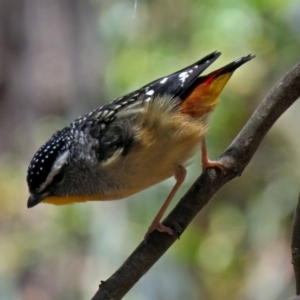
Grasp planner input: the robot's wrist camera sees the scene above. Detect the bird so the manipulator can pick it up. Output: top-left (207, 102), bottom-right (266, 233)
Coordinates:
top-left (26, 51), bottom-right (254, 236)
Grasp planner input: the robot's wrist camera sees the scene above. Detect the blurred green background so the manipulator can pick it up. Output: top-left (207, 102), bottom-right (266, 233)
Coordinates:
top-left (1, 0), bottom-right (300, 299)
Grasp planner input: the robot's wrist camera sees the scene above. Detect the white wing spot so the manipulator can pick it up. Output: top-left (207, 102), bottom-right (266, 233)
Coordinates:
top-left (179, 71), bottom-right (188, 78)
top-left (160, 77), bottom-right (168, 84)
top-left (146, 90), bottom-right (154, 96)
top-left (179, 71), bottom-right (189, 84)
top-left (145, 97), bottom-right (151, 102)
top-left (102, 110), bottom-right (109, 118)
top-left (106, 111), bottom-right (114, 118)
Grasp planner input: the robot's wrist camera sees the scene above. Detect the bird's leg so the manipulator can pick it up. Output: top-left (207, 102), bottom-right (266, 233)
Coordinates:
top-left (145, 165), bottom-right (187, 237)
top-left (201, 138), bottom-right (224, 172)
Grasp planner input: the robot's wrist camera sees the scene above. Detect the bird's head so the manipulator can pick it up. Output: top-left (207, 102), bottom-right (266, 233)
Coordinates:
top-left (26, 128), bottom-right (75, 208)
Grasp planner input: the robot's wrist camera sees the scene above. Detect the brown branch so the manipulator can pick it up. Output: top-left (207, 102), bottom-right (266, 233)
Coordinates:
top-left (91, 62), bottom-right (300, 300)
top-left (292, 193), bottom-right (300, 295)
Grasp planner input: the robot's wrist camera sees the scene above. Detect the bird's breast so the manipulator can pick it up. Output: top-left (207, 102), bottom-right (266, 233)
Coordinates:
top-left (101, 111), bottom-right (209, 199)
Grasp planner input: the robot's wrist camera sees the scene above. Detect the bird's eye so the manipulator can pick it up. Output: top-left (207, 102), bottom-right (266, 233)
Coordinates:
top-left (52, 172), bottom-right (64, 184)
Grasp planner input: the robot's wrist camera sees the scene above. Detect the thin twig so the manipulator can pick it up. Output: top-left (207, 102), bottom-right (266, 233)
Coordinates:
top-left (91, 62), bottom-right (300, 300)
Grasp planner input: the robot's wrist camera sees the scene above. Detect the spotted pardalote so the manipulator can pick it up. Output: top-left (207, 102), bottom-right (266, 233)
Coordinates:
top-left (27, 51), bottom-right (254, 235)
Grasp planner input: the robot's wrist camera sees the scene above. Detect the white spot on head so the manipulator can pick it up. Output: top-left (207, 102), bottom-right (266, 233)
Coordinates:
top-left (160, 77), bottom-right (168, 84)
top-left (146, 90), bottom-right (154, 96)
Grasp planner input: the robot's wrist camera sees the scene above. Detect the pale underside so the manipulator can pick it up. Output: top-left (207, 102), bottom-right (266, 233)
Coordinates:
top-left (102, 97), bottom-right (209, 199)
top-left (43, 96), bottom-right (211, 205)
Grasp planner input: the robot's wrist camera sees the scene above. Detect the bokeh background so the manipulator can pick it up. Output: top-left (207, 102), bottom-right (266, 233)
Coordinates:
top-left (1, 0), bottom-right (300, 299)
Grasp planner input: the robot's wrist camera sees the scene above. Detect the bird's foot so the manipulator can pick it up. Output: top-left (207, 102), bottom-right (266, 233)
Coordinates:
top-left (145, 221), bottom-right (173, 238)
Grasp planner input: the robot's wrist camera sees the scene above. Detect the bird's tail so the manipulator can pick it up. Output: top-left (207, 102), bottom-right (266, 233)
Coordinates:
top-left (180, 54), bottom-right (255, 117)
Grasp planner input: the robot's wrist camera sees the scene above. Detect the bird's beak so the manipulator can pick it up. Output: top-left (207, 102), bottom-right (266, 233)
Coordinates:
top-left (27, 193), bottom-right (44, 208)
